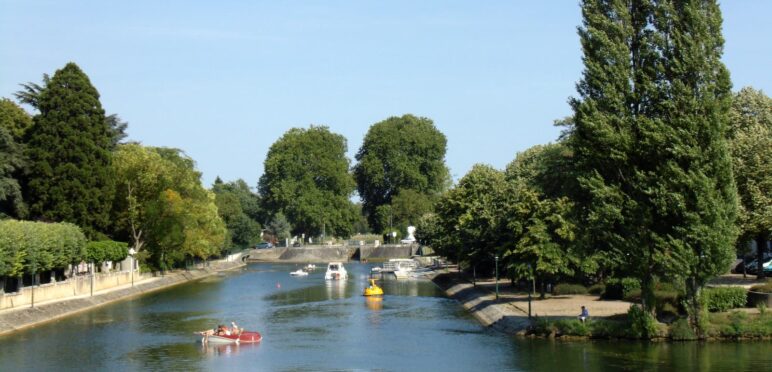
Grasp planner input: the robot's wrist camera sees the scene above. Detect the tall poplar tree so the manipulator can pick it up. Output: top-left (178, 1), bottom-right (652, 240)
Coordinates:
top-left (571, 0), bottom-right (736, 332)
top-left (23, 63), bottom-right (115, 237)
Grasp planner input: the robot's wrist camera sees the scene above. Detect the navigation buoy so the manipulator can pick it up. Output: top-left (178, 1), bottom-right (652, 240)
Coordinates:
top-left (276, 282), bottom-right (281, 289)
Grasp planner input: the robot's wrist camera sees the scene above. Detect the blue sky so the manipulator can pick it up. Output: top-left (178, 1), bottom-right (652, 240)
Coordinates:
top-left (1, 1), bottom-right (770, 189)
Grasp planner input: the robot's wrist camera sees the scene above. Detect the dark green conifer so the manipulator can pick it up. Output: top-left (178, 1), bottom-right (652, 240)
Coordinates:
top-left (24, 62), bottom-right (115, 237)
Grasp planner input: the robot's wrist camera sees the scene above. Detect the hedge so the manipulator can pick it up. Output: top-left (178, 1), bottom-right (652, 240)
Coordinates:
top-left (0, 220), bottom-right (86, 276)
top-left (553, 283), bottom-right (588, 295)
top-left (86, 240), bottom-right (129, 264)
top-left (703, 287), bottom-right (748, 312)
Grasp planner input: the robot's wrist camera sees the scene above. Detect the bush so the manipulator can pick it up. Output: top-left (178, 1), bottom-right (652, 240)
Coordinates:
top-left (749, 282), bottom-right (772, 293)
top-left (603, 278), bottom-right (640, 300)
top-left (669, 318), bottom-right (696, 340)
top-left (553, 283), bottom-right (588, 295)
top-left (627, 305), bottom-right (657, 339)
top-left (86, 240), bottom-right (129, 264)
top-left (703, 287), bottom-right (748, 312)
top-left (554, 319), bottom-right (590, 336)
top-left (588, 283), bottom-right (605, 295)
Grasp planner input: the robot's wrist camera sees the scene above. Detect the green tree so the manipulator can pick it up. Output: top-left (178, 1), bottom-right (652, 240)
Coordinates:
top-left (0, 99), bottom-right (31, 218)
top-left (111, 144), bottom-right (226, 270)
top-left (0, 98), bottom-right (33, 143)
top-left (22, 63), bottom-right (115, 238)
top-left (728, 87), bottom-right (772, 278)
top-left (259, 126), bottom-right (357, 238)
top-left (212, 178), bottom-right (262, 248)
top-left (0, 220), bottom-right (86, 276)
top-left (570, 0), bottom-right (736, 332)
top-left (0, 126), bottom-right (27, 218)
top-left (432, 164), bottom-right (507, 270)
top-left (354, 114), bottom-right (449, 232)
top-left (266, 212), bottom-right (292, 243)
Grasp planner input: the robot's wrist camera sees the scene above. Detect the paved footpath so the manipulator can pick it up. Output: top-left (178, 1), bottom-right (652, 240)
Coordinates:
top-left (0, 261), bottom-right (245, 336)
top-left (431, 270), bottom-right (633, 334)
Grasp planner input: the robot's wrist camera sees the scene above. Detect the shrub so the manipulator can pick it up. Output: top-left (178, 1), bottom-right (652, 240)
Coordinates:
top-left (554, 319), bottom-right (590, 336)
top-left (669, 318), bottom-right (696, 340)
top-left (603, 277), bottom-right (640, 300)
top-left (749, 282), bottom-right (772, 293)
top-left (627, 305), bottom-right (657, 339)
top-left (588, 283), bottom-right (605, 295)
top-left (553, 283), bottom-right (588, 295)
top-left (702, 287), bottom-right (748, 312)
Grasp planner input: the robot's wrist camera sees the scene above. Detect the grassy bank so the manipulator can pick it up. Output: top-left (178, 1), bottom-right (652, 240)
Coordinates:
top-left (527, 310), bottom-right (772, 340)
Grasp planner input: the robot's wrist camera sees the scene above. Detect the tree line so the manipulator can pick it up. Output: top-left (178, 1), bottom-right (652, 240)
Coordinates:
top-left (0, 64), bottom-right (452, 276)
top-left (417, 0), bottom-right (771, 338)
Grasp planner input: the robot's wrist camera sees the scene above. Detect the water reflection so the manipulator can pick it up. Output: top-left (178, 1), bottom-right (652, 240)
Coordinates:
top-left (200, 341), bottom-right (260, 358)
top-left (364, 296), bottom-right (383, 311)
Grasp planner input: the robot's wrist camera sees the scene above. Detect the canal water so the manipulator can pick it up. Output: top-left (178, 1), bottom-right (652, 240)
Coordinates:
top-left (0, 263), bottom-right (770, 371)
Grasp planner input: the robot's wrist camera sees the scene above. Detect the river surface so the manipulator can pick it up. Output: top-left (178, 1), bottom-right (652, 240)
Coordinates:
top-left (0, 263), bottom-right (770, 371)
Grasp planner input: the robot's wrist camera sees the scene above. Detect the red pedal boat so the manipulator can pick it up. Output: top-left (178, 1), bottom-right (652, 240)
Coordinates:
top-left (199, 331), bottom-right (262, 344)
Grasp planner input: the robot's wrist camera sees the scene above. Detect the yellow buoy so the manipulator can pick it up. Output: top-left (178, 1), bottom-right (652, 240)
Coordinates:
top-left (363, 278), bottom-right (384, 296)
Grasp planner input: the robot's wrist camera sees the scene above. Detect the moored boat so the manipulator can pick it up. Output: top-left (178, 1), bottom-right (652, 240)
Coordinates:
top-left (290, 269), bottom-right (308, 276)
top-left (324, 262), bottom-right (348, 280)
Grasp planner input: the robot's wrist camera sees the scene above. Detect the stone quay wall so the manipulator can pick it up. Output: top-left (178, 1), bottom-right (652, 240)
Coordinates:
top-left (0, 257), bottom-right (245, 336)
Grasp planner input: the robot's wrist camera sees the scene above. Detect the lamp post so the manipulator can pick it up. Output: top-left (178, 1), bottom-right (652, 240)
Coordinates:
top-left (527, 263), bottom-right (532, 319)
top-left (494, 255), bottom-right (499, 300)
top-left (128, 248), bottom-right (136, 287)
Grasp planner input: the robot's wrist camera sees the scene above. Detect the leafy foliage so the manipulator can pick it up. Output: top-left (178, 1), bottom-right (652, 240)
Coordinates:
top-left (0, 220), bottom-right (86, 276)
top-left (212, 178), bottom-right (262, 248)
top-left (728, 87), bottom-right (772, 278)
top-left (0, 126), bottom-right (27, 219)
top-left (570, 0), bottom-right (737, 321)
top-left (111, 144), bottom-right (226, 270)
top-left (85, 240), bottom-right (129, 264)
top-left (354, 114), bottom-right (449, 232)
top-left (22, 63), bottom-right (115, 238)
top-left (702, 287), bottom-right (748, 312)
top-left (259, 126), bottom-right (357, 238)
top-left (553, 284), bottom-right (588, 295)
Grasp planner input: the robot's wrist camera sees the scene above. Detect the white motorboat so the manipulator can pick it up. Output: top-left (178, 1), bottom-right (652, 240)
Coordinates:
top-left (324, 262), bottom-right (348, 280)
top-left (304, 264), bottom-right (317, 271)
top-left (290, 269), bottom-right (308, 276)
top-left (382, 259), bottom-right (419, 273)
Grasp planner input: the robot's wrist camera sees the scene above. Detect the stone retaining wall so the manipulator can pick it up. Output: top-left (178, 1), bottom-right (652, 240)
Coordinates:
top-left (0, 260), bottom-right (244, 336)
top-left (431, 272), bottom-right (530, 334)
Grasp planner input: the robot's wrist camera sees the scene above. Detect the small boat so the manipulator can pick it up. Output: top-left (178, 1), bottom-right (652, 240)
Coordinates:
top-left (304, 264), bottom-right (317, 271)
top-left (363, 278), bottom-right (383, 296)
top-left (325, 262), bottom-right (348, 280)
top-left (290, 269), bottom-right (308, 276)
top-left (199, 331), bottom-right (262, 344)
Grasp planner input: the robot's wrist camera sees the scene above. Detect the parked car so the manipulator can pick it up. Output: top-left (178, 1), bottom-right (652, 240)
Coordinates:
top-left (745, 257), bottom-right (772, 275)
top-left (255, 242), bottom-right (273, 249)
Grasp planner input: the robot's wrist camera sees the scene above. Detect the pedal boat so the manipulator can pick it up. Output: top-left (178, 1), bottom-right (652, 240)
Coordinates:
top-left (200, 331), bottom-right (263, 344)
top-left (363, 278), bottom-right (384, 296)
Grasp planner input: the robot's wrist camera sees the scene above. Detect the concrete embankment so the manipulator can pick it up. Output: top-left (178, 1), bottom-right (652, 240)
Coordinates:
top-left (0, 260), bottom-right (245, 336)
top-left (245, 245), bottom-right (420, 263)
top-left (431, 272), bottom-right (531, 334)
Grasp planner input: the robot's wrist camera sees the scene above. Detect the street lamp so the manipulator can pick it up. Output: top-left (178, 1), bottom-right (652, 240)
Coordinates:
top-left (494, 255), bottom-right (499, 300)
top-left (128, 248), bottom-right (136, 287)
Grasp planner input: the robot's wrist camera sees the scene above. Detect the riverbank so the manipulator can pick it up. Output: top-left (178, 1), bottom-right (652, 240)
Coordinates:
top-left (432, 270), bottom-right (772, 340)
top-left (430, 270), bottom-right (634, 334)
top-left (0, 260), bottom-right (245, 336)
